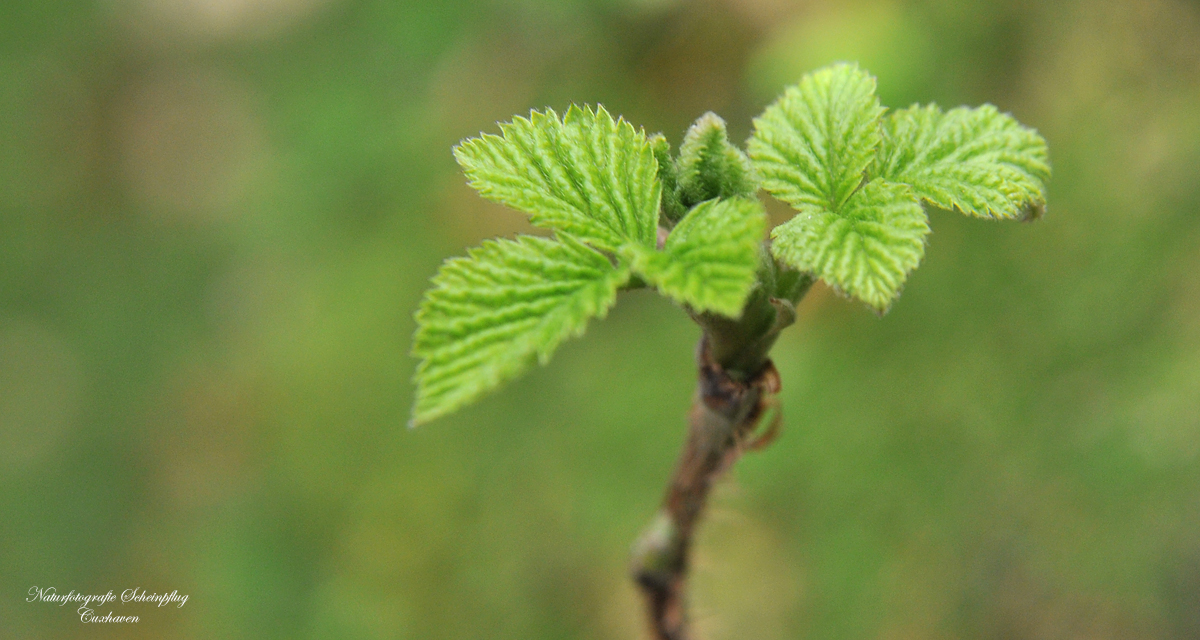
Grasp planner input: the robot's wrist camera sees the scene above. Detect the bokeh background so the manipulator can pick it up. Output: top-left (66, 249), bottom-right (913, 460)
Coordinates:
top-left (3, 0), bottom-right (1200, 638)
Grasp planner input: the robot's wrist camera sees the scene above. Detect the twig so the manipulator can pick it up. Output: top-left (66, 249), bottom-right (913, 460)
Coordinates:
top-left (630, 336), bottom-right (781, 640)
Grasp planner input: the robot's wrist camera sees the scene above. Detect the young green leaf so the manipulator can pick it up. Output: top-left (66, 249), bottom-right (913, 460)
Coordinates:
top-left (650, 133), bottom-right (686, 223)
top-left (675, 112), bottom-right (758, 209)
top-left (453, 105), bottom-right (661, 253)
top-left (748, 63), bottom-right (884, 212)
top-left (770, 180), bottom-right (928, 313)
top-left (874, 104), bottom-right (1050, 220)
top-left (631, 197), bottom-right (767, 317)
top-left (412, 234), bottom-right (630, 425)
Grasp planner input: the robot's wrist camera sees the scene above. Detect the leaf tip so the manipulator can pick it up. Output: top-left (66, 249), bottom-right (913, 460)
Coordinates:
top-left (408, 391), bottom-right (435, 428)
top-left (1019, 199), bottom-right (1047, 222)
top-left (867, 294), bottom-right (897, 316)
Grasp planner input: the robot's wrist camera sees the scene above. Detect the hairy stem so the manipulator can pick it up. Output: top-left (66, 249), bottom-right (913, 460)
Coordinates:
top-left (630, 262), bottom-right (810, 640)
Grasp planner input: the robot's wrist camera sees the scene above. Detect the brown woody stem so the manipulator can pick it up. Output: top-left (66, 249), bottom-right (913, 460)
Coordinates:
top-left (630, 261), bottom-right (811, 640)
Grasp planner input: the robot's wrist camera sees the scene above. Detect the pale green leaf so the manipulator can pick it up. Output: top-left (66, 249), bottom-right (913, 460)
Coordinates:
top-left (630, 197), bottom-right (767, 317)
top-left (412, 234), bottom-right (630, 425)
top-left (770, 180), bottom-right (928, 313)
top-left (453, 105), bottom-right (661, 252)
top-left (875, 104), bottom-right (1050, 220)
top-left (675, 112), bottom-right (757, 208)
top-left (650, 133), bottom-right (686, 223)
top-left (748, 63), bottom-right (884, 212)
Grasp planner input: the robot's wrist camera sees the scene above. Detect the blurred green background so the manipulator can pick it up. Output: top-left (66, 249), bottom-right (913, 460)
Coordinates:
top-left (3, 0), bottom-right (1200, 638)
